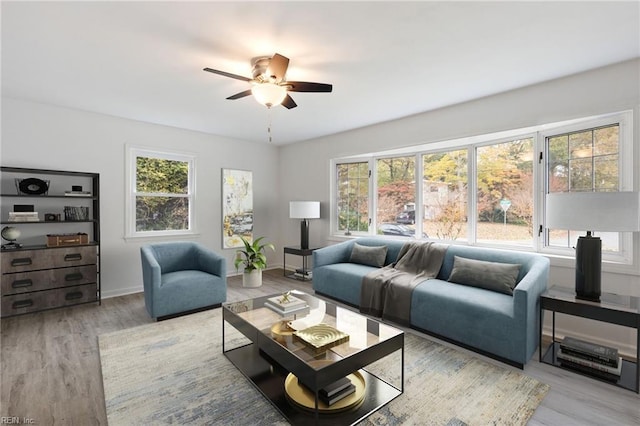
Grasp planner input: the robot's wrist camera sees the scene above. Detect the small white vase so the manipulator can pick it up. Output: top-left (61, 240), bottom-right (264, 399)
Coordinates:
top-left (242, 269), bottom-right (262, 288)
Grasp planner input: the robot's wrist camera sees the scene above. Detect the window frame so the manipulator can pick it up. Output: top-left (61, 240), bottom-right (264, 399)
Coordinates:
top-left (125, 145), bottom-right (197, 239)
top-left (331, 110), bottom-right (636, 272)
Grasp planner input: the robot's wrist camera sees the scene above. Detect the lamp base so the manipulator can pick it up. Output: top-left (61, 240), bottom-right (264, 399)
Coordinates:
top-left (575, 234), bottom-right (601, 303)
top-left (300, 219), bottom-right (309, 250)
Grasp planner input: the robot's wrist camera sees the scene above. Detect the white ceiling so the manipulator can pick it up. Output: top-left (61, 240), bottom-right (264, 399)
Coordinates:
top-left (2, 1), bottom-right (639, 145)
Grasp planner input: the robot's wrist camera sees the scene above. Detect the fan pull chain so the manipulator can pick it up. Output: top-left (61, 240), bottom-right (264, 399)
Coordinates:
top-left (267, 106), bottom-right (273, 143)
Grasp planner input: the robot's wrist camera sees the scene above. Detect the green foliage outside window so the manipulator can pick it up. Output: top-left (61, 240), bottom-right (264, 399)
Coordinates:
top-left (135, 157), bottom-right (190, 232)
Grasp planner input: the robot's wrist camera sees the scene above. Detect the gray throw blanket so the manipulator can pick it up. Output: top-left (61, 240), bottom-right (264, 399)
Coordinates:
top-left (360, 241), bottom-right (447, 326)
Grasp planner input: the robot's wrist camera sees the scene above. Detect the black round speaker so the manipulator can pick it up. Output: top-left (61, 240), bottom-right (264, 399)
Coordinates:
top-left (19, 178), bottom-right (49, 195)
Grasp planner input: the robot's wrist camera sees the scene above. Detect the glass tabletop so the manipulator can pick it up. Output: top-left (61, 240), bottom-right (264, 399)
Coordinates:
top-left (223, 290), bottom-right (403, 369)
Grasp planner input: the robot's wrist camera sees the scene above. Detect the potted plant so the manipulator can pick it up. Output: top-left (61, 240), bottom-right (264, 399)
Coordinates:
top-left (234, 236), bottom-right (275, 287)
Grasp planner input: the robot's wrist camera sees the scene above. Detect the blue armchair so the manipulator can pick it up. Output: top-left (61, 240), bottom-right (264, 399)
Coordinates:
top-left (140, 241), bottom-right (227, 320)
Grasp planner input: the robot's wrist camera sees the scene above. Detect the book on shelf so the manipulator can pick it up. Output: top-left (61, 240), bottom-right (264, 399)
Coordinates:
top-left (64, 191), bottom-right (91, 197)
top-left (559, 359), bottom-right (621, 382)
top-left (264, 301), bottom-right (309, 317)
top-left (557, 348), bottom-right (622, 376)
top-left (295, 268), bottom-right (311, 275)
top-left (319, 377), bottom-right (352, 399)
top-left (293, 272), bottom-right (312, 279)
top-left (320, 383), bottom-right (356, 406)
top-left (266, 294), bottom-right (307, 312)
top-left (560, 336), bottom-right (619, 366)
top-left (8, 212), bottom-right (39, 222)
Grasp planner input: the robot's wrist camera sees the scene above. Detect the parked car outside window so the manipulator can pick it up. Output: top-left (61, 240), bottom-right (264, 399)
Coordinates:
top-left (378, 223), bottom-right (427, 238)
top-left (396, 209), bottom-right (415, 224)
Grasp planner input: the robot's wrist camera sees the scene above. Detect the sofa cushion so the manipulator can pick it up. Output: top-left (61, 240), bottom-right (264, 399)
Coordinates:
top-left (447, 256), bottom-right (521, 295)
top-left (349, 242), bottom-right (388, 267)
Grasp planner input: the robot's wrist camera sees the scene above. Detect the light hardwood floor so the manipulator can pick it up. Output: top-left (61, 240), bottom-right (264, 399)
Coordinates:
top-left (1, 269), bottom-right (638, 425)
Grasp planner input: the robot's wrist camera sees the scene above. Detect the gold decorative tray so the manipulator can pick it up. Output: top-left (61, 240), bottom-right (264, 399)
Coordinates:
top-left (284, 360), bottom-right (366, 413)
top-left (293, 323), bottom-right (349, 354)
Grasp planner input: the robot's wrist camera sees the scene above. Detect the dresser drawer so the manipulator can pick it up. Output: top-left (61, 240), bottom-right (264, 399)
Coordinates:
top-left (1, 265), bottom-right (97, 295)
top-left (1, 246), bottom-right (97, 272)
top-left (1, 283), bottom-right (98, 317)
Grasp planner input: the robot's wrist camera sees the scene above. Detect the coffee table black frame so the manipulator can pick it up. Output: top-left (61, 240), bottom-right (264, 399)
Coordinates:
top-left (222, 294), bottom-right (404, 425)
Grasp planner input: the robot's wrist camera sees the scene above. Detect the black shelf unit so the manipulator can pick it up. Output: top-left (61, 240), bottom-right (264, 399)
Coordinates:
top-left (1, 166), bottom-right (101, 316)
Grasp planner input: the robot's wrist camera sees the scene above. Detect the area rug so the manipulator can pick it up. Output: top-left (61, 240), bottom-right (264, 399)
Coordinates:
top-left (99, 308), bottom-right (549, 425)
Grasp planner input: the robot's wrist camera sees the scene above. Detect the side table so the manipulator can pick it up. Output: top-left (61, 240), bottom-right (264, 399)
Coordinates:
top-left (283, 246), bottom-right (320, 281)
top-left (539, 286), bottom-right (639, 393)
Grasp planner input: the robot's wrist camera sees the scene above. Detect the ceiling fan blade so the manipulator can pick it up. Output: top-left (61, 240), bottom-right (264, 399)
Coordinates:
top-left (281, 94), bottom-right (297, 109)
top-left (226, 90), bottom-right (252, 100)
top-left (268, 53), bottom-right (289, 82)
top-left (203, 67), bottom-right (251, 82)
top-left (286, 81), bottom-right (333, 93)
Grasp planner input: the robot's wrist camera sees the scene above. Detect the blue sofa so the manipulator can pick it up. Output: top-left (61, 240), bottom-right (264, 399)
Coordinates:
top-left (312, 237), bottom-right (549, 367)
top-left (141, 241), bottom-right (227, 320)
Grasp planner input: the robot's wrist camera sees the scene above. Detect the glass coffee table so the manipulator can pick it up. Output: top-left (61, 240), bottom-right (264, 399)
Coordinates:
top-left (222, 291), bottom-right (404, 425)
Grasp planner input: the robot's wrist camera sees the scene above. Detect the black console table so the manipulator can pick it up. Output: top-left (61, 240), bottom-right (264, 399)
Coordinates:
top-left (283, 246), bottom-right (320, 281)
top-left (539, 286), bottom-right (639, 393)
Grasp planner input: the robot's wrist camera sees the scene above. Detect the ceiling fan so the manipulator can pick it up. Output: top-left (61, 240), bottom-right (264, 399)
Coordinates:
top-left (203, 53), bottom-right (332, 109)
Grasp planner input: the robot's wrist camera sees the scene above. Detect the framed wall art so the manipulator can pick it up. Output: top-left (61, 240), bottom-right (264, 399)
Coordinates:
top-left (222, 168), bottom-right (253, 248)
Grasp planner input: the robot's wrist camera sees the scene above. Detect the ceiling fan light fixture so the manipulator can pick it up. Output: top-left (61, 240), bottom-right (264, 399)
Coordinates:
top-left (251, 82), bottom-right (287, 107)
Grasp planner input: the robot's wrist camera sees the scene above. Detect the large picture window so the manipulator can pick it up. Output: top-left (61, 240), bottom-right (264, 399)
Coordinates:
top-left (332, 111), bottom-right (634, 269)
top-left (126, 147), bottom-right (195, 238)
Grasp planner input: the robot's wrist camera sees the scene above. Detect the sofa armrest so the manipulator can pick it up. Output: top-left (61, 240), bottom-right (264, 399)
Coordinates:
top-left (313, 240), bottom-right (355, 268)
top-left (513, 256), bottom-right (550, 362)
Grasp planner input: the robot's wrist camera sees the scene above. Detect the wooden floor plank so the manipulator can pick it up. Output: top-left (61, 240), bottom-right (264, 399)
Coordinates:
top-left (1, 269), bottom-right (638, 424)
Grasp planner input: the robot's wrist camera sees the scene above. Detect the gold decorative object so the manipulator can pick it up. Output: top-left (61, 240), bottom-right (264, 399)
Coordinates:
top-left (284, 360), bottom-right (366, 413)
top-left (293, 323), bottom-right (349, 354)
top-left (279, 291), bottom-right (292, 304)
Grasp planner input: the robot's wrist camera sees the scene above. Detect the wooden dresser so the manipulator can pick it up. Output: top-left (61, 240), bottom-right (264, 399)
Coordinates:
top-left (1, 245), bottom-right (99, 317)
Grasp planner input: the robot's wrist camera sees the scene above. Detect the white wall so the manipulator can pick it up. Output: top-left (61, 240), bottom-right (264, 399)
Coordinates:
top-left (1, 98), bottom-right (280, 298)
top-left (278, 59), bottom-right (640, 355)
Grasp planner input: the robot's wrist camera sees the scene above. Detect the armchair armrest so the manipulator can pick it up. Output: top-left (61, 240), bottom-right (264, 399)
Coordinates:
top-left (197, 247), bottom-right (227, 278)
top-left (141, 245), bottom-right (162, 293)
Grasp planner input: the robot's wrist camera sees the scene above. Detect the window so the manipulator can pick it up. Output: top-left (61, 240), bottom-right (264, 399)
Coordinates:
top-left (476, 137), bottom-right (534, 247)
top-left (376, 156), bottom-right (417, 237)
top-left (336, 161), bottom-right (369, 234)
top-left (332, 111), bottom-right (634, 268)
top-left (422, 149), bottom-right (468, 241)
top-left (126, 147), bottom-right (195, 238)
top-left (545, 123), bottom-right (626, 258)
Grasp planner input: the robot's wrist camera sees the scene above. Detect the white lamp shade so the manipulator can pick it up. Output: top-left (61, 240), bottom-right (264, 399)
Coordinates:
top-left (546, 191), bottom-right (640, 232)
top-left (251, 83), bottom-right (287, 107)
top-left (289, 201), bottom-right (320, 219)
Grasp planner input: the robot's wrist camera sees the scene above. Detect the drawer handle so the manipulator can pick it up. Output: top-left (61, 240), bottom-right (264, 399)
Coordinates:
top-left (11, 258), bottom-right (32, 266)
top-left (65, 291), bottom-right (84, 301)
top-left (65, 273), bottom-right (84, 282)
top-left (64, 254), bottom-right (82, 262)
top-left (12, 279), bottom-right (33, 288)
top-left (12, 300), bottom-right (34, 309)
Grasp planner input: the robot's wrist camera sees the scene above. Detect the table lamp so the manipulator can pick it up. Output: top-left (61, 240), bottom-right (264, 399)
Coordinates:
top-left (546, 191), bottom-right (640, 302)
top-left (289, 201), bottom-right (320, 249)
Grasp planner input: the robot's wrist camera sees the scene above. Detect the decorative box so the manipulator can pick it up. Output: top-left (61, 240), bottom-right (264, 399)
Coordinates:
top-left (46, 233), bottom-right (89, 247)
